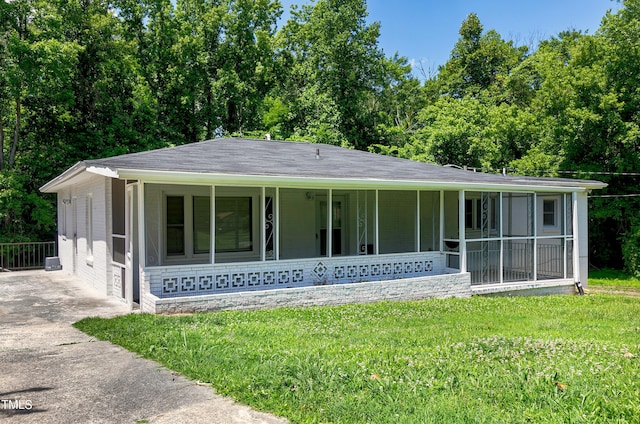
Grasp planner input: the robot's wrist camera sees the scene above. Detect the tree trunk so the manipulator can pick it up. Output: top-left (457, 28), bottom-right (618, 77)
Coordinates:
top-left (8, 97), bottom-right (20, 168)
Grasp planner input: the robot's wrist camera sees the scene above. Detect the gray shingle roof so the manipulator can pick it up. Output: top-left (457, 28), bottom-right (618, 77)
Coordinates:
top-left (52, 138), bottom-right (607, 190)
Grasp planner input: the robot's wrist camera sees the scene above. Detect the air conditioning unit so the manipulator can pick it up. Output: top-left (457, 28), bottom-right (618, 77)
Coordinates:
top-left (45, 257), bottom-right (62, 271)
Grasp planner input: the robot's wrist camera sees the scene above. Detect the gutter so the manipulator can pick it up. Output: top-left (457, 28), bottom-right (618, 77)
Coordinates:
top-left (115, 168), bottom-right (606, 193)
top-left (40, 163), bottom-right (607, 194)
top-left (39, 162), bottom-right (87, 193)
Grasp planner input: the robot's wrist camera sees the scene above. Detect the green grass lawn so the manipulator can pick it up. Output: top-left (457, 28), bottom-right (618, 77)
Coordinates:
top-left (75, 294), bottom-right (640, 423)
top-left (589, 269), bottom-right (640, 290)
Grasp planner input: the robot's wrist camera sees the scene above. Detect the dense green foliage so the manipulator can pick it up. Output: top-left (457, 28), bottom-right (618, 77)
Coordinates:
top-left (75, 295), bottom-right (640, 423)
top-left (0, 0), bottom-right (638, 273)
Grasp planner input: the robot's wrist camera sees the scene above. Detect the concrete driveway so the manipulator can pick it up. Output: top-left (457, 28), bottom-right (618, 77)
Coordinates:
top-left (0, 270), bottom-right (287, 424)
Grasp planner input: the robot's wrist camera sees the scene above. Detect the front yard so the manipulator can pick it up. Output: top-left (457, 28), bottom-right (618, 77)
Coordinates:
top-left (75, 294), bottom-right (640, 423)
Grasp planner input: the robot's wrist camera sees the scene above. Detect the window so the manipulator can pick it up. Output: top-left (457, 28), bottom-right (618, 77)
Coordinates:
top-left (543, 199), bottom-right (557, 227)
top-left (166, 196), bottom-right (185, 256)
top-left (216, 197), bottom-right (253, 252)
top-left (465, 195), bottom-right (498, 232)
top-left (61, 200), bottom-right (67, 238)
top-left (165, 194), bottom-right (212, 260)
top-left (465, 199), bottom-right (474, 229)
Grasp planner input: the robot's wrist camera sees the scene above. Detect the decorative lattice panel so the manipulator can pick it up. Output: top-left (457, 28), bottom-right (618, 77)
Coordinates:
top-left (153, 254), bottom-right (441, 298)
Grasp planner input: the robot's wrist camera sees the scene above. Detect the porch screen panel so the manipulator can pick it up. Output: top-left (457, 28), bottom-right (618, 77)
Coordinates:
top-left (443, 191), bottom-right (460, 268)
top-left (279, 189), bottom-right (322, 260)
top-left (166, 196), bottom-right (185, 256)
top-left (111, 179), bottom-right (126, 265)
top-left (420, 191), bottom-right (440, 252)
top-left (378, 191), bottom-right (416, 254)
top-left (464, 192), bottom-right (500, 239)
top-left (502, 193), bottom-right (534, 237)
top-left (265, 188), bottom-right (276, 260)
top-left (356, 190), bottom-right (376, 255)
top-left (443, 191), bottom-right (459, 240)
top-left (467, 240), bottom-right (501, 285)
top-left (537, 238), bottom-right (564, 280)
top-left (538, 193), bottom-right (563, 233)
top-left (503, 239), bottom-right (533, 282)
top-left (566, 240), bottom-right (574, 279)
top-left (215, 197), bottom-right (252, 252)
top-left (565, 195), bottom-right (573, 236)
top-left (144, 185), bottom-right (161, 266)
top-left (193, 196), bottom-right (211, 254)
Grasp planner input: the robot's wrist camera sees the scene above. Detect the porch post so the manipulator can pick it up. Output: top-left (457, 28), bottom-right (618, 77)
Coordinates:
top-left (533, 193), bottom-right (538, 281)
top-left (573, 191), bottom-right (589, 285)
top-left (275, 187), bottom-right (280, 261)
top-left (261, 186), bottom-right (266, 261)
top-left (458, 190), bottom-right (467, 273)
top-left (439, 190), bottom-right (444, 252)
top-left (499, 192), bottom-right (504, 284)
top-left (124, 180), bottom-right (132, 304)
top-left (138, 182), bottom-right (146, 270)
top-left (210, 186), bottom-right (216, 264)
top-left (416, 191), bottom-right (421, 252)
top-left (563, 193), bottom-right (568, 279)
top-left (375, 189), bottom-right (379, 255)
top-left (328, 189), bottom-right (333, 258)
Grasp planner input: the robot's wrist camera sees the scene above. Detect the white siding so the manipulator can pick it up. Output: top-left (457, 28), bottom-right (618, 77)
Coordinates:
top-left (56, 174), bottom-right (112, 295)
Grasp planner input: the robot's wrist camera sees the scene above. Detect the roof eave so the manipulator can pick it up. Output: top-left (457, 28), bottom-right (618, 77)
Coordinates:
top-left (116, 168), bottom-right (598, 192)
top-left (40, 162), bottom-right (87, 193)
top-left (40, 163), bottom-right (119, 193)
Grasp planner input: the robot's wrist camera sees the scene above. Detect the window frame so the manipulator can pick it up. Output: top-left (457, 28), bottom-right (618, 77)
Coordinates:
top-left (465, 195), bottom-right (499, 232)
top-left (161, 186), bottom-right (212, 265)
top-left (542, 197), bottom-right (559, 229)
top-left (215, 196), bottom-right (253, 254)
top-left (213, 187), bottom-right (261, 263)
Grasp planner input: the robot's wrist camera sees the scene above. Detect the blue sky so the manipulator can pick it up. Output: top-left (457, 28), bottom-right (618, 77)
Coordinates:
top-left (278, 0), bottom-right (621, 75)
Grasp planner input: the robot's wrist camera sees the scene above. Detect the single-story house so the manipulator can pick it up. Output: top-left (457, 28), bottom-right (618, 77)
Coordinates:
top-left (40, 138), bottom-right (606, 313)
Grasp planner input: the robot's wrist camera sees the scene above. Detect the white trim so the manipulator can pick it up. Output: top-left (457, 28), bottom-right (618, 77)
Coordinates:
top-left (459, 191), bottom-right (466, 273)
top-left (211, 186), bottom-right (216, 264)
top-left (40, 163), bottom-right (86, 192)
top-left (374, 190), bottom-right (379, 255)
top-left (261, 186), bottom-right (266, 262)
top-left (138, 183), bottom-right (146, 270)
top-left (439, 190), bottom-right (444, 253)
top-left (563, 194), bottom-right (568, 279)
top-left (572, 192), bottom-right (580, 283)
top-left (533, 193), bottom-right (538, 281)
top-left (416, 191), bottom-right (421, 252)
top-left (328, 189), bottom-right (333, 258)
top-left (86, 165), bottom-right (119, 179)
top-left (275, 187), bottom-right (280, 261)
top-left (113, 168), bottom-right (603, 193)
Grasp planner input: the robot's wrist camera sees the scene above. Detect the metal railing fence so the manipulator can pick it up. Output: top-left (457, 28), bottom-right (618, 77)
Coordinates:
top-left (0, 242), bottom-right (57, 271)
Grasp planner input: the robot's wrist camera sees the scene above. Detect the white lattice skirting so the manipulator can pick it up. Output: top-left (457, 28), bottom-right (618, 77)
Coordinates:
top-left (145, 252), bottom-right (445, 299)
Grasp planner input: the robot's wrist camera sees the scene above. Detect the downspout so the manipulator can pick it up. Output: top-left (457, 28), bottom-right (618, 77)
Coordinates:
top-left (573, 191), bottom-right (584, 295)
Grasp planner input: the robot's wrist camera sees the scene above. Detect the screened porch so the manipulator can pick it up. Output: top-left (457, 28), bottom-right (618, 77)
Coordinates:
top-left (134, 183), bottom-right (579, 299)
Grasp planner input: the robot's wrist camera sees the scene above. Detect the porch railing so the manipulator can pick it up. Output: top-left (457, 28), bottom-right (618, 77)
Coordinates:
top-left (0, 242), bottom-right (57, 271)
top-left (468, 241), bottom-right (566, 285)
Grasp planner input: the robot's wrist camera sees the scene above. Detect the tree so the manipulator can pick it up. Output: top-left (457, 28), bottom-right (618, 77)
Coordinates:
top-left (437, 13), bottom-right (527, 101)
top-left (274, 0), bottom-right (385, 148)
